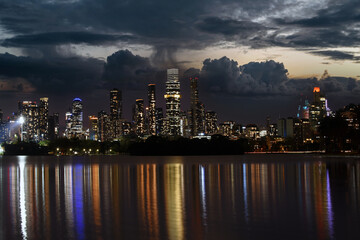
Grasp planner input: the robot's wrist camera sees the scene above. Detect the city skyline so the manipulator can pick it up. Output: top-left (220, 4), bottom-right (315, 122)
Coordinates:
top-left (0, 1), bottom-right (359, 125)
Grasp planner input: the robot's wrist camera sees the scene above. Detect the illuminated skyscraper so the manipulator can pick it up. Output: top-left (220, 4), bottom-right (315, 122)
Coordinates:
top-left (110, 88), bottom-right (122, 139)
top-left (134, 99), bottom-right (145, 136)
top-left (69, 98), bottom-right (83, 138)
top-left (164, 68), bottom-right (181, 135)
top-left (309, 87), bottom-right (331, 130)
top-left (205, 111), bottom-right (218, 135)
top-left (39, 97), bottom-right (49, 140)
top-left (98, 111), bottom-right (110, 142)
top-left (19, 101), bottom-right (39, 141)
top-left (155, 107), bottom-right (163, 135)
top-left (148, 84), bottom-right (156, 135)
top-left (89, 116), bottom-right (98, 141)
top-left (65, 111), bottom-right (72, 138)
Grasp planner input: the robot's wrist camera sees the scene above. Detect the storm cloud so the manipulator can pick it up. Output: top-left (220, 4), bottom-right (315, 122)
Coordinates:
top-left (199, 56), bottom-right (360, 97)
top-left (1, 0), bottom-right (359, 62)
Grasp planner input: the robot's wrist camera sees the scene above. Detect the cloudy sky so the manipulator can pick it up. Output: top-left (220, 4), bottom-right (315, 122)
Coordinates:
top-left (0, 0), bottom-right (359, 125)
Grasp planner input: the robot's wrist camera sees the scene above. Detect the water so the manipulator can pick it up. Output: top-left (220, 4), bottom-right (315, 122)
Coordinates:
top-left (1, 154), bottom-right (360, 240)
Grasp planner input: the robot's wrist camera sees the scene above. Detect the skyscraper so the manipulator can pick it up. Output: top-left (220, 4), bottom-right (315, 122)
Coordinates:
top-left (98, 111), bottom-right (110, 142)
top-left (69, 98), bottom-right (83, 138)
top-left (134, 99), bottom-right (145, 136)
top-left (89, 115), bottom-right (98, 141)
top-left (148, 84), bottom-right (156, 135)
top-left (39, 97), bottom-right (49, 141)
top-left (164, 68), bottom-right (181, 135)
top-left (205, 111), bottom-right (218, 135)
top-left (19, 101), bottom-right (39, 141)
top-left (110, 88), bottom-right (122, 139)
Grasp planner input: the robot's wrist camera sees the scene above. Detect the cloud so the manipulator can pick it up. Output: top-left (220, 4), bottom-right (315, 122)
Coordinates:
top-left (2, 32), bottom-right (134, 47)
top-left (200, 57), bottom-right (290, 96)
top-left (1, 0), bottom-right (358, 63)
top-left (102, 50), bottom-right (157, 90)
top-left (311, 50), bottom-right (360, 61)
top-left (199, 56), bottom-right (360, 97)
top-left (0, 52), bottom-right (103, 94)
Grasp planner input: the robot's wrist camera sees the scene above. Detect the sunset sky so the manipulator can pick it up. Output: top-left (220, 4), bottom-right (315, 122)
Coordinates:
top-left (0, 0), bottom-right (359, 125)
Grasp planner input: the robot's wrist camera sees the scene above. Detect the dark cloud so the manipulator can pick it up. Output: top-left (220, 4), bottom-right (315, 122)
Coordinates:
top-left (311, 50), bottom-right (360, 61)
top-left (102, 50), bottom-right (158, 90)
top-left (0, 52), bottom-right (103, 94)
top-left (2, 32), bottom-right (134, 47)
top-left (197, 17), bottom-right (268, 37)
top-left (199, 56), bottom-right (360, 98)
top-left (200, 57), bottom-right (289, 96)
top-left (0, 0), bottom-right (359, 63)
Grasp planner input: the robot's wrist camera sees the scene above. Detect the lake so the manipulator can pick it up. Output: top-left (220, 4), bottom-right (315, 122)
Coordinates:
top-left (0, 154), bottom-right (359, 239)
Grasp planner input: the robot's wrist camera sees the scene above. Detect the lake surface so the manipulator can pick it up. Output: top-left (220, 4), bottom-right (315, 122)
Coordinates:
top-left (0, 154), bottom-right (359, 240)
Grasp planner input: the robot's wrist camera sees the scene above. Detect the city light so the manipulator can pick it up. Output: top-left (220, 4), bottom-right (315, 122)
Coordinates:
top-left (18, 116), bottom-right (25, 124)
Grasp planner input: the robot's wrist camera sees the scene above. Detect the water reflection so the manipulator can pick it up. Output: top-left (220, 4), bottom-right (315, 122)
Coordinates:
top-left (0, 155), bottom-right (360, 239)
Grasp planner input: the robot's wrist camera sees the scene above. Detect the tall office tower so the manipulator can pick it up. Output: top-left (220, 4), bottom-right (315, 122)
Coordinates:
top-left (53, 112), bottom-right (59, 138)
top-left (205, 111), bottom-right (218, 135)
top-left (155, 107), bottom-right (163, 135)
top-left (110, 88), bottom-right (122, 139)
top-left (39, 97), bottom-right (49, 141)
top-left (98, 111), bottom-right (110, 142)
top-left (310, 87), bottom-right (329, 130)
top-left (164, 68), bottom-right (181, 135)
top-left (134, 99), bottom-right (145, 136)
top-left (148, 84), bottom-right (156, 135)
top-left (190, 77), bottom-right (205, 135)
top-left (69, 98), bottom-right (83, 138)
top-left (277, 118), bottom-right (286, 137)
top-left (65, 111), bottom-right (72, 138)
top-left (88, 116), bottom-right (98, 141)
top-left (19, 101), bottom-right (39, 142)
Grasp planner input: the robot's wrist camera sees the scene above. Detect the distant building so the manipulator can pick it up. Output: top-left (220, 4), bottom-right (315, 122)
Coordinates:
top-left (38, 97), bottom-right (49, 141)
top-left (19, 101), bottom-right (39, 142)
top-left (98, 111), bottom-right (110, 142)
top-left (89, 116), bottom-right (98, 141)
top-left (134, 99), bottom-right (145, 136)
top-left (48, 113), bottom-right (59, 141)
top-left (110, 88), bottom-right (122, 139)
top-left (165, 68), bottom-right (181, 135)
top-left (148, 84), bottom-right (156, 135)
top-left (309, 87), bottom-right (331, 130)
top-left (190, 76), bottom-right (205, 136)
top-left (155, 108), bottom-right (164, 135)
top-left (205, 111), bottom-right (218, 135)
top-left (69, 98), bottom-right (83, 138)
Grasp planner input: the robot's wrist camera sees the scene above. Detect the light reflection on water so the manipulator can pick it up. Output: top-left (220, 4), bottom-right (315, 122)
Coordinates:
top-left (1, 155), bottom-right (360, 239)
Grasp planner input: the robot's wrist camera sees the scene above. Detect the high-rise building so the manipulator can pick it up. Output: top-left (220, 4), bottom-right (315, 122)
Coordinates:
top-left (89, 116), bottom-right (98, 141)
top-left (39, 97), bottom-right (49, 141)
top-left (19, 101), bottom-right (39, 142)
top-left (69, 98), bottom-right (83, 138)
top-left (155, 108), bottom-right (163, 135)
top-left (65, 111), bottom-right (72, 138)
top-left (205, 111), bottom-right (218, 135)
top-left (48, 113), bottom-right (59, 141)
top-left (190, 77), bottom-right (205, 135)
top-left (148, 84), bottom-right (156, 135)
top-left (164, 68), bottom-right (181, 135)
top-left (98, 111), bottom-right (110, 142)
top-left (134, 99), bottom-right (145, 136)
top-left (110, 89), bottom-right (122, 139)
top-left (309, 87), bottom-right (330, 130)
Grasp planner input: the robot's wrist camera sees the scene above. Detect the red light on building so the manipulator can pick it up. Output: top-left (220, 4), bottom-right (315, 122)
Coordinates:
top-left (313, 87), bottom-right (320, 93)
